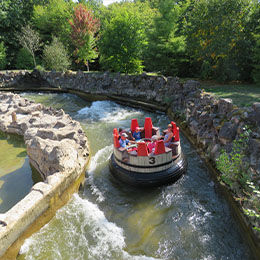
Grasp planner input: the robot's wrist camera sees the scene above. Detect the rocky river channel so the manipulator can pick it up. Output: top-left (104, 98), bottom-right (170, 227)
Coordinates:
top-left (6, 92), bottom-right (253, 260)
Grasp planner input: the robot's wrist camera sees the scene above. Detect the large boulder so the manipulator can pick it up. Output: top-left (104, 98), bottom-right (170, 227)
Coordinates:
top-left (218, 98), bottom-right (233, 115)
top-left (218, 122), bottom-right (237, 145)
top-left (248, 102), bottom-right (260, 127)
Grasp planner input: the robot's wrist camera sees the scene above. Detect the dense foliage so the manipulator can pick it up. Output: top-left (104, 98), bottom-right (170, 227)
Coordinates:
top-left (0, 42), bottom-right (6, 70)
top-left (0, 0), bottom-right (36, 67)
top-left (144, 0), bottom-right (187, 76)
top-left (0, 0), bottom-right (259, 82)
top-left (33, 0), bottom-right (73, 48)
top-left (99, 3), bottom-right (146, 73)
top-left (251, 2), bottom-right (260, 84)
top-left (185, 0), bottom-right (254, 81)
top-left (15, 48), bottom-right (34, 69)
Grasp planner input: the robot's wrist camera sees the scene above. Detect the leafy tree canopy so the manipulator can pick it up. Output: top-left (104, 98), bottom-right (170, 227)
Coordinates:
top-left (185, 0), bottom-right (254, 81)
top-left (0, 0), bottom-right (36, 67)
top-left (144, 0), bottom-right (187, 76)
top-left (0, 42), bottom-right (6, 70)
top-left (99, 2), bottom-right (153, 73)
top-left (33, 0), bottom-right (74, 47)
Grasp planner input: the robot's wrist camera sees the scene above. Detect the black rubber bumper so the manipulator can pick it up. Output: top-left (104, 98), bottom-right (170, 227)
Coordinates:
top-left (109, 153), bottom-right (187, 188)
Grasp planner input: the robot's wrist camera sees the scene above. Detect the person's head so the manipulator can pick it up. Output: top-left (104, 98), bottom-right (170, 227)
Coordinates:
top-left (135, 127), bottom-right (140, 132)
top-left (167, 124), bottom-right (173, 132)
top-left (119, 128), bottom-right (123, 133)
top-left (121, 133), bottom-right (128, 140)
top-left (151, 135), bottom-right (157, 142)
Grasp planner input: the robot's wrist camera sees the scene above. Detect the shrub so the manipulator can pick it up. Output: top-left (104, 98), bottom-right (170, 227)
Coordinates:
top-left (0, 42), bottom-right (7, 70)
top-left (15, 48), bottom-right (34, 69)
top-left (216, 126), bottom-right (260, 234)
top-left (36, 65), bottom-right (45, 71)
top-left (243, 181), bottom-right (260, 233)
top-left (216, 127), bottom-right (251, 189)
top-left (43, 37), bottom-right (71, 71)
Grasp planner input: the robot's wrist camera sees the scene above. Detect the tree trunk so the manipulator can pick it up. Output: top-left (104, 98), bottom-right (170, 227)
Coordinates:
top-left (86, 60), bottom-right (89, 72)
top-left (32, 53), bottom-right (36, 68)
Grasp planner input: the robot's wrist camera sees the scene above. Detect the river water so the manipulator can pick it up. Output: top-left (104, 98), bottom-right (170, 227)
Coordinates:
top-left (17, 93), bottom-right (253, 260)
top-left (0, 132), bottom-right (42, 213)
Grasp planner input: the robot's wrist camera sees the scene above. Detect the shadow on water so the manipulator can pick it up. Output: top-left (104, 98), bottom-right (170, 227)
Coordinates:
top-left (0, 157), bottom-right (43, 213)
top-left (0, 131), bottom-right (43, 213)
top-left (0, 131), bottom-right (25, 148)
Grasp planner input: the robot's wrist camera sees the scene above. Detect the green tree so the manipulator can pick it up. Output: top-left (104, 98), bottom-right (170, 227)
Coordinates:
top-left (145, 0), bottom-right (187, 76)
top-left (250, 1), bottom-right (260, 84)
top-left (69, 4), bottom-right (100, 71)
top-left (33, 0), bottom-right (74, 48)
top-left (17, 25), bottom-right (41, 68)
top-left (99, 3), bottom-right (146, 73)
top-left (0, 42), bottom-right (6, 70)
top-left (0, 0), bottom-right (36, 67)
top-left (77, 0), bottom-right (103, 11)
top-left (185, 0), bottom-right (253, 81)
top-left (43, 37), bottom-right (71, 71)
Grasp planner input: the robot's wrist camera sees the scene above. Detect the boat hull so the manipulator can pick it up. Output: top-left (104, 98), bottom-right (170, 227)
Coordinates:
top-left (109, 152), bottom-right (187, 187)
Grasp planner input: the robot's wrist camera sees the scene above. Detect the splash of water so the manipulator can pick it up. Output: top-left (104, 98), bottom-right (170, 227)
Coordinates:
top-left (20, 194), bottom-right (159, 260)
top-left (86, 145), bottom-right (113, 202)
top-left (77, 101), bottom-right (142, 122)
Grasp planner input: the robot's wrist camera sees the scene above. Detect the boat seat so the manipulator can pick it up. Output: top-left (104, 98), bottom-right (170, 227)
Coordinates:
top-left (154, 140), bottom-right (166, 155)
top-left (144, 117), bottom-right (153, 139)
top-left (113, 134), bottom-right (120, 148)
top-left (113, 128), bottom-right (119, 135)
top-left (137, 142), bottom-right (149, 156)
top-left (131, 118), bottom-right (139, 133)
top-left (175, 127), bottom-right (180, 142)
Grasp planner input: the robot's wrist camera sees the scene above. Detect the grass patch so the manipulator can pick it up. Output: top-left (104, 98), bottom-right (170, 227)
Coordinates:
top-left (201, 82), bottom-right (260, 107)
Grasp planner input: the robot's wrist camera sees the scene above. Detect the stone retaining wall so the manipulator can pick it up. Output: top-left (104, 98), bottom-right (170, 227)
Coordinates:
top-left (0, 70), bottom-right (260, 256)
top-left (36, 70), bottom-right (260, 176)
top-left (0, 92), bottom-right (90, 258)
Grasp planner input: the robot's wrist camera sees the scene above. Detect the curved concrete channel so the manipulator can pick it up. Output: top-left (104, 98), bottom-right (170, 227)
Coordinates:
top-left (0, 70), bottom-right (260, 259)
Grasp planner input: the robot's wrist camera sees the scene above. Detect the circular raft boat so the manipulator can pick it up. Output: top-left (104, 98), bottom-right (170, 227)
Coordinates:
top-left (109, 117), bottom-right (187, 187)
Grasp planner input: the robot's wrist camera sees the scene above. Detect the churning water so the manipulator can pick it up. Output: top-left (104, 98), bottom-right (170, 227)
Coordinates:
top-left (17, 93), bottom-right (254, 260)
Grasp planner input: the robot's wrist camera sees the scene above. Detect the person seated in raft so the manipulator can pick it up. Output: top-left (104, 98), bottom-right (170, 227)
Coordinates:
top-left (148, 135), bottom-right (157, 153)
top-left (119, 133), bottom-right (135, 148)
top-left (118, 128), bottom-right (126, 140)
top-left (132, 127), bottom-right (142, 141)
top-left (163, 124), bottom-right (174, 147)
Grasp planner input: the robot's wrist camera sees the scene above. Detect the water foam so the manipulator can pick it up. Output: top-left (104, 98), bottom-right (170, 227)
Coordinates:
top-left (77, 101), bottom-right (142, 122)
top-left (86, 145), bottom-right (113, 202)
top-left (20, 194), bottom-right (159, 260)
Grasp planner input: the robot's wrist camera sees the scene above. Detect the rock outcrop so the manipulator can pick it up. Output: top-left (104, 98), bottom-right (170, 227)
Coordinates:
top-left (0, 92), bottom-right (89, 258)
top-left (0, 92), bottom-right (89, 179)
